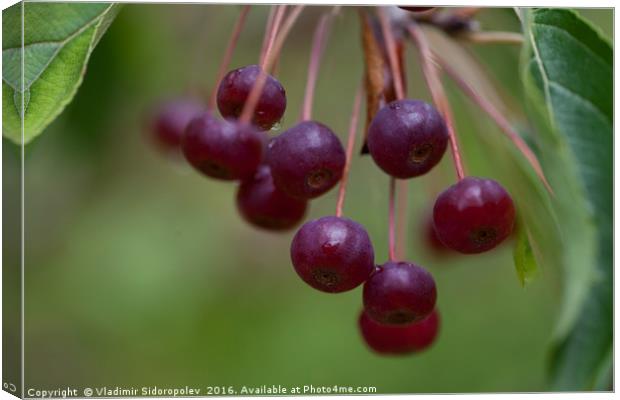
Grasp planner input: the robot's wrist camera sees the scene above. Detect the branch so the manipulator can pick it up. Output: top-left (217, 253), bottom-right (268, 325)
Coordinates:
top-left (459, 31), bottom-right (524, 45)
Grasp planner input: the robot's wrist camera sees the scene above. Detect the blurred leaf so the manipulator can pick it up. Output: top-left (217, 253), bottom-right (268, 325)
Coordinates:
top-left (520, 8), bottom-right (612, 390)
top-left (2, 2), bottom-right (121, 144)
top-left (513, 228), bottom-right (538, 287)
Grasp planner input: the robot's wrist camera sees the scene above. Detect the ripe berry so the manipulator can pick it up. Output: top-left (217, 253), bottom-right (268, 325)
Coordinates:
top-left (363, 261), bottom-right (436, 325)
top-left (182, 112), bottom-right (267, 180)
top-left (237, 165), bottom-right (308, 231)
top-left (290, 216), bottom-right (374, 293)
top-left (359, 309), bottom-right (440, 355)
top-left (398, 6), bottom-right (435, 12)
top-left (367, 99), bottom-right (448, 179)
top-left (268, 121), bottom-right (346, 199)
top-left (149, 98), bottom-right (204, 152)
top-left (217, 64), bottom-right (286, 130)
top-left (432, 14), bottom-right (478, 34)
top-left (433, 177), bottom-right (515, 254)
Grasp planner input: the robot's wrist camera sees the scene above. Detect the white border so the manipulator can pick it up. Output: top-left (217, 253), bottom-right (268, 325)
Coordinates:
top-left (0, 1), bottom-right (616, 400)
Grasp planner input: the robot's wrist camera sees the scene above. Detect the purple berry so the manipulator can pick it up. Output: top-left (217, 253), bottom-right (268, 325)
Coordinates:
top-left (268, 121), bottom-right (346, 199)
top-left (433, 177), bottom-right (516, 254)
top-left (398, 6), bottom-right (435, 12)
top-left (359, 308), bottom-right (440, 355)
top-left (367, 99), bottom-right (448, 178)
top-left (363, 261), bottom-right (437, 324)
top-left (217, 64), bottom-right (286, 130)
top-left (237, 165), bottom-right (308, 231)
top-left (182, 112), bottom-right (267, 180)
top-left (149, 98), bottom-right (204, 152)
top-left (290, 216), bottom-right (375, 293)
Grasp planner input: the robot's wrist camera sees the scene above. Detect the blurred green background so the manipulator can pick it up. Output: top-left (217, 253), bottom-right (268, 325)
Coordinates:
top-left (3, 5), bottom-right (613, 393)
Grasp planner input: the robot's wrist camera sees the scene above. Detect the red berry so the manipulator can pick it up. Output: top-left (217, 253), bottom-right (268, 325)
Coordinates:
top-left (217, 64), bottom-right (286, 130)
top-left (363, 261), bottom-right (437, 325)
top-left (268, 121), bottom-right (346, 199)
top-left (237, 165), bottom-right (308, 231)
top-left (149, 98), bottom-right (204, 152)
top-left (398, 6), bottom-right (435, 13)
top-left (433, 177), bottom-right (516, 254)
top-left (182, 112), bottom-right (267, 181)
top-left (367, 100), bottom-right (448, 179)
top-left (359, 309), bottom-right (440, 355)
top-left (290, 216), bottom-right (375, 293)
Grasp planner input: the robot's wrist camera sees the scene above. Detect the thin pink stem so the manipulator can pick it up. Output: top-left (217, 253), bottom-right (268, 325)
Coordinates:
top-left (388, 178), bottom-right (397, 262)
top-left (259, 6), bottom-right (276, 66)
top-left (239, 5), bottom-right (304, 125)
top-left (208, 5), bottom-right (251, 109)
top-left (335, 84), bottom-right (363, 218)
top-left (260, 5), bottom-right (286, 71)
top-left (378, 8), bottom-right (409, 260)
top-left (438, 59), bottom-right (554, 194)
top-left (408, 22), bottom-right (466, 181)
top-left (377, 8), bottom-right (405, 100)
top-left (269, 6), bottom-right (305, 67)
top-left (396, 179), bottom-right (408, 260)
top-left (301, 14), bottom-right (332, 122)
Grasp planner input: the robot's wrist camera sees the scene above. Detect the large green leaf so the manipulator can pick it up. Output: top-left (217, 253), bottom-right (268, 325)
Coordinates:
top-left (520, 8), bottom-right (612, 390)
top-left (2, 2), bottom-right (121, 144)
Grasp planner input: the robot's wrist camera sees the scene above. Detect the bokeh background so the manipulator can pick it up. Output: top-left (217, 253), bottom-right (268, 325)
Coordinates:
top-left (2, 5), bottom-right (613, 394)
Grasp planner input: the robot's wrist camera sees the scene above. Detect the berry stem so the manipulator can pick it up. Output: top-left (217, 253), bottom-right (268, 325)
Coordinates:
top-left (437, 57), bottom-right (553, 194)
top-left (260, 5), bottom-right (287, 71)
top-left (377, 8), bottom-right (405, 100)
top-left (259, 6), bottom-right (277, 66)
top-left (335, 84), bottom-right (363, 218)
top-left (300, 13), bottom-right (333, 122)
top-left (239, 5), bottom-right (305, 125)
top-left (396, 179), bottom-right (408, 260)
top-left (208, 5), bottom-right (251, 109)
top-left (407, 22), bottom-right (466, 181)
top-left (388, 177), bottom-right (397, 262)
top-left (378, 8), bottom-right (408, 260)
top-left (459, 31), bottom-right (524, 45)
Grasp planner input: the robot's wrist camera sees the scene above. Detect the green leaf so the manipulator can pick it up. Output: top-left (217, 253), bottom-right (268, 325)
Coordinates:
top-left (2, 2), bottom-right (121, 144)
top-left (520, 8), bottom-right (612, 390)
top-left (513, 228), bottom-right (538, 287)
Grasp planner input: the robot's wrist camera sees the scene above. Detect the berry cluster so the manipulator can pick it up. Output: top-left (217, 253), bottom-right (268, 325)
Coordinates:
top-left (148, 6), bottom-right (526, 357)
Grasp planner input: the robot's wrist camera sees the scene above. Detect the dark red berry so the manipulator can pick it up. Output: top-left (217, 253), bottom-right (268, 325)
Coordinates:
top-left (433, 177), bottom-right (515, 254)
top-left (432, 14), bottom-right (478, 34)
top-left (236, 165), bottom-right (308, 231)
top-left (182, 112), bottom-right (267, 180)
top-left (367, 99), bottom-right (448, 179)
top-left (398, 6), bottom-right (435, 12)
top-left (268, 121), bottom-right (345, 199)
top-left (149, 98), bottom-right (204, 152)
top-left (359, 308), bottom-right (440, 355)
top-left (363, 261), bottom-right (436, 325)
top-left (217, 64), bottom-right (286, 130)
top-left (290, 216), bottom-right (375, 293)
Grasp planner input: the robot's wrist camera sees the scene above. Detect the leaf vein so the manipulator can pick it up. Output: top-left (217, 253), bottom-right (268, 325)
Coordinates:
top-left (532, 21), bottom-right (612, 71)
